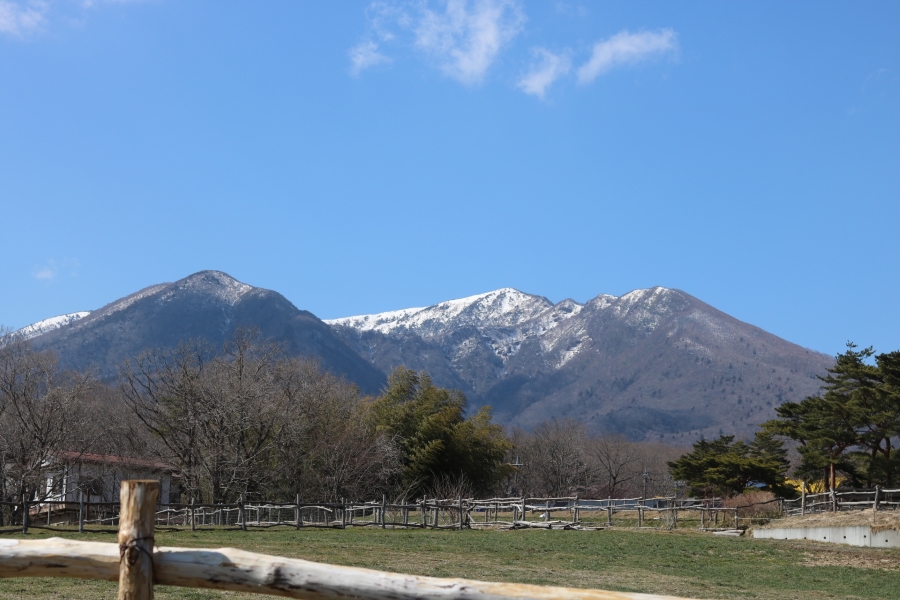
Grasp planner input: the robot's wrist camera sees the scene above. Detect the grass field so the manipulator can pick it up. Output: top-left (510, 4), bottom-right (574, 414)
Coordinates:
top-left (1, 526), bottom-right (898, 600)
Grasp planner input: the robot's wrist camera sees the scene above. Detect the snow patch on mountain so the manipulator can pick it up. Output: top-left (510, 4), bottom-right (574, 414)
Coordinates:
top-left (191, 271), bottom-right (253, 305)
top-left (328, 286), bottom-right (677, 368)
top-left (612, 287), bottom-right (674, 333)
top-left (159, 271), bottom-right (253, 306)
top-left (17, 272), bottom-right (257, 342)
top-left (557, 336), bottom-right (589, 368)
top-left (101, 284), bottom-right (170, 317)
top-left (327, 288), bottom-right (553, 337)
top-left (326, 306), bottom-right (426, 334)
top-left (480, 299), bottom-right (585, 361)
top-left (15, 312), bottom-right (91, 340)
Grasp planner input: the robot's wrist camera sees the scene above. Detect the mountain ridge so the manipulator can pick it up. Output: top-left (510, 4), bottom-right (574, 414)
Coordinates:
top-left (328, 285), bottom-right (833, 441)
top-left (17, 273), bottom-right (834, 442)
top-left (24, 271), bottom-right (386, 394)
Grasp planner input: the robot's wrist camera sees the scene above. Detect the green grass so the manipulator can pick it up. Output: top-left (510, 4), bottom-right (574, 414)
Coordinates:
top-left (1, 525), bottom-right (898, 599)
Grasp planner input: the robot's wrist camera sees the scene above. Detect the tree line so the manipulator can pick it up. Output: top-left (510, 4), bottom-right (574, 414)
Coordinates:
top-left (669, 343), bottom-right (900, 497)
top-left (0, 327), bottom-right (686, 507)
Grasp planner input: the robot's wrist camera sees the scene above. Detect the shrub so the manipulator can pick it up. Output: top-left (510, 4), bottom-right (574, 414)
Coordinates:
top-left (721, 490), bottom-right (783, 519)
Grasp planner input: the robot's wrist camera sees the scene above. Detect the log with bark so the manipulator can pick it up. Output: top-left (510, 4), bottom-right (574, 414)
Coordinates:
top-left (0, 537), bottom-right (692, 600)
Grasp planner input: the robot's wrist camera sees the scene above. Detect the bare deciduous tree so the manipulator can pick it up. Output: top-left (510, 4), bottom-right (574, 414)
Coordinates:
top-left (274, 358), bottom-right (401, 502)
top-left (120, 329), bottom-right (401, 503)
top-left (0, 331), bottom-right (101, 514)
top-left (119, 338), bottom-right (212, 501)
top-left (587, 434), bottom-right (642, 498)
top-left (510, 418), bottom-right (688, 500)
top-left (514, 419), bottom-right (591, 497)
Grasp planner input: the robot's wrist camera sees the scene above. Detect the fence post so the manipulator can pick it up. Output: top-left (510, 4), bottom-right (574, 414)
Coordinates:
top-left (21, 494), bottom-right (28, 534)
top-left (421, 496), bottom-right (427, 528)
top-left (458, 497), bottom-right (463, 530)
top-left (800, 481), bottom-right (806, 516)
top-left (733, 508), bottom-right (738, 530)
top-left (79, 492), bottom-right (85, 534)
top-left (239, 495), bottom-right (247, 531)
top-left (874, 485), bottom-right (881, 512)
top-left (296, 494), bottom-right (302, 529)
top-left (381, 494), bottom-right (387, 529)
top-left (117, 480), bottom-right (159, 600)
top-left (831, 488), bottom-right (837, 512)
top-left (573, 495), bottom-right (579, 523)
top-left (544, 500), bottom-right (549, 522)
top-left (190, 498), bottom-right (195, 532)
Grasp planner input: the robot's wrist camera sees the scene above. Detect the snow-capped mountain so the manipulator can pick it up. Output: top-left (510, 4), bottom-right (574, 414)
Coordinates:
top-left (329, 286), bottom-right (834, 442)
top-left (16, 311), bottom-right (92, 340)
top-left (326, 288), bottom-right (571, 364)
top-left (18, 273), bottom-right (835, 442)
top-left (24, 271), bottom-right (385, 392)
top-left (328, 287), bottom-right (684, 371)
top-left (327, 288), bottom-right (555, 337)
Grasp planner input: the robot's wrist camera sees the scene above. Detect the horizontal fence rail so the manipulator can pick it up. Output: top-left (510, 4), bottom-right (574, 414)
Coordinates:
top-left (0, 480), bottom-right (698, 600)
top-left (5, 487), bottom-right (898, 535)
top-left (8, 479), bottom-right (900, 599)
top-left (782, 486), bottom-right (900, 517)
top-left (0, 537), bottom-right (693, 600)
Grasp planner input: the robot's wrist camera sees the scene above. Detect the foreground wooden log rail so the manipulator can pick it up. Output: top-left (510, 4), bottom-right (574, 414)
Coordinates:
top-left (0, 481), bottom-right (696, 600)
top-left (0, 537), bottom-right (695, 600)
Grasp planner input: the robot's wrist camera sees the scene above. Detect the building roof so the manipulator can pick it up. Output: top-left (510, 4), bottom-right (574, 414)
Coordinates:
top-left (54, 451), bottom-right (173, 471)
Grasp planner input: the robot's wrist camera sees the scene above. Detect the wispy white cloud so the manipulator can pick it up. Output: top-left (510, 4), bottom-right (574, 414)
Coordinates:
top-left (352, 4), bottom-right (678, 93)
top-left (517, 48), bottom-right (570, 98)
top-left (577, 29), bottom-right (677, 84)
top-left (0, 0), bottom-right (150, 38)
top-left (349, 40), bottom-right (392, 75)
top-left (32, 258), bottom-right (79, 282)
top-left (862, 68), bottom-right (889, 92)
top-left (414, 0), bottom-right (525, 85)
top-left (32, 266), bottom-right (56, 281)
top-left (81, 0), bottom-right (150, 7)
top-left (554, 2), bottom-right (588, 18)
top-left (353, 0), bottom-right (525, 85)
top-left (0, 0), bottom-right (48, 37)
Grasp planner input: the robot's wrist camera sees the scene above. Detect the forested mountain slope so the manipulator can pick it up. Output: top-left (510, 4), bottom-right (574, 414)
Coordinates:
top-left (26, 271), bottom-right (385, 393)
top-left (20, 274), bottom-right (833, 441)
top-left (328, 287), bottom-right (833, 441)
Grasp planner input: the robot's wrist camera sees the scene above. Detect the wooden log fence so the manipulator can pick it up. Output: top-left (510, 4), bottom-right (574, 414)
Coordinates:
top-left (782, 487), bottom-right (900, 516)
top-left (0, 480), bottom-right (696, 600)
top-left (4, 487), bottom-right (899, 535)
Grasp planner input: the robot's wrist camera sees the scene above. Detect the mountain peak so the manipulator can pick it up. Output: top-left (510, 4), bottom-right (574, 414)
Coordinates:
top-left (170, 271), bottom-right (254, 306)
top-left (23, 270), bottom-right (386, 393)
top-left (326, 287), bottom-right (552, 336)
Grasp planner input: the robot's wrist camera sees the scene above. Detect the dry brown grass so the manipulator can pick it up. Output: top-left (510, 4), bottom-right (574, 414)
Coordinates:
top-left (3, 526), bottom-right (900, 599)
top-left (755, 508), bottom-right (900, 532)
top-left (721, 491), bottom-right (783, 519)
top-left (799, 550), bottom-right (900, 571)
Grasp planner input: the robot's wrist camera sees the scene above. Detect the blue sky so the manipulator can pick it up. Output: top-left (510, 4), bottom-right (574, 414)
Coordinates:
top-left (1, 1), bottom-right (898, 357)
